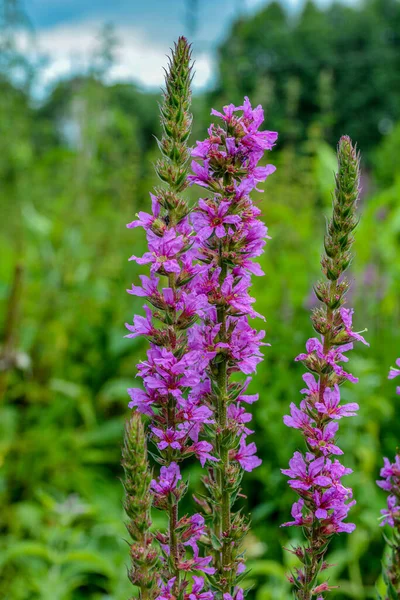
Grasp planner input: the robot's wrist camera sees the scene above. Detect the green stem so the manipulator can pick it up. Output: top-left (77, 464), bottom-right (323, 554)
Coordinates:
top-left (215, 259), bottom-right (233, 593)
top-left (169, 496), bottom-right (179, 583)
top-left (165, 222), bottom-right (181, 584)
top-left (318, 280), bottom-right (337, 406)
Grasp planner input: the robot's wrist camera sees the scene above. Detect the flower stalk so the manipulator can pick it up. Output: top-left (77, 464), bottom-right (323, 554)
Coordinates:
top-left (189, 97), bottom-right (277, 596)
top-left (377, 361), bottom-right (400, 600)
top-left (281, 136), bottom-right (368, 600)
top-left (125, 37), bottom-right (215, 595)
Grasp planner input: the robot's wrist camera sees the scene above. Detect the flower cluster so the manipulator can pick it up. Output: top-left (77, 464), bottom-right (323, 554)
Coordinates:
top-left (388, 358), bottom-right (400, 396)
top-left (189, 97), bottom-right (277, 594)
top-left (378, 455), bottom-right (400, 528)
top-left (126, 38), bottom-right (214, 595)
top-left (282, 137), bottom-right (367, 600)
top-left (376, 361), bottom-right (400, 599)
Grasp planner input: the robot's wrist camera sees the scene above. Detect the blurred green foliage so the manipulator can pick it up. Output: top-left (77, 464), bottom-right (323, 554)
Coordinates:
top-left (1, 1), bottom-right (400, 598)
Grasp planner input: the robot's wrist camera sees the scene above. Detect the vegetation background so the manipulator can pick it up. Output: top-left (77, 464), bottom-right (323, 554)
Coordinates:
top-left (1, 0), bottom-right (400, 597)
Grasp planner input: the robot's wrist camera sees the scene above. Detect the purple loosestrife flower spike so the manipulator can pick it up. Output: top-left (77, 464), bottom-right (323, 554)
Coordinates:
top-left (126, 38), bottom-right (215, 596)
top-left (189, 97), bottom-right (277, 595)
top-left (376, 362), bottom-right (400, 599)
top-left (281, 136), bottom-right (368, 600)
top-left (122, 413), bottom-right (159, 599)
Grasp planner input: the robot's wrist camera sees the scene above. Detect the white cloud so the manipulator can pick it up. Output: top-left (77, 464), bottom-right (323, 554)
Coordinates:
top-left (18, 20), bottom-right (214, 92)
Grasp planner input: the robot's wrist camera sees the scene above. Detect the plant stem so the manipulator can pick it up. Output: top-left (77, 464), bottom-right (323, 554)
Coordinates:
top-left (215, 259), bottom-right (232, 593)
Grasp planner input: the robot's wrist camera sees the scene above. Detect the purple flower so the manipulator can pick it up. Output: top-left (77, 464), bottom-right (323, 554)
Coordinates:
top-left (189, 441), bottom-right (219, 467)
top-left (300, 372), bottom-right (319, 396)
top-left (221, 275), bottom-right (262, 319)
top-left (295, 338), bottom-right (358, 383)
top-left (210, 103), bottom-right (236, 122)
top-left (188, 159), bottom-right (212, 188)
top-left (321, 501), bottom-right (356, 534)
top-left (340, 307), bottom-right (369, 346)
top-left (151, 462), bottom-right (181, 497)
top-left (312, 486), bottom-right (348, 520)
top-left (228, 318), bottom-right (267, 374)
top-left (283, 402), bottom-right (312, 431)
top-left (232, 436), bottom-right (262, 472)
top-left (192, 199), bottom-right (241, 240)
top-left (178, 401), bottom-right (214, 443)
top-left (377, 455), bottom-right (400, 495)
top-left (381, 455), bottom-right (400, 480)
top-left (388, 358), bottom-right (400, 380)
top-left (380, 495), bottom-right (400, 527)
top-left (151, 427), bottom-right (186, 451)
top-left (188, 576), bottom-right (215, 600)
top-left (307, 422), bottom-right (343, 456)
top-left (179, 547), bottom-right (216, 575)
top-left (127, 193), bottom-right (161, 230)
top-left (315, 385), bottom-right (359, 419)
top-left (156, 577), bottom-right (176, 600)
top-left (127, 273), bottom-right (160, 298)
top-left (281, 452), bottom-right (331, 491)
top-left (125, 305), bottom-right (154, 339)
top-left (127, 387), bottom-right (156, 416)
top-left (130, 229), bottom-right (184, 274)
top-left (388, 358), bottom-right (400, 395)
top-left (228, 403), bottom-right (253, 436)
top-left (223, 589), bottom-right (244, 600)
top-left (281, 499), bottom-right (306, 527)
top-left (181, 514), bottom-right (207, 550)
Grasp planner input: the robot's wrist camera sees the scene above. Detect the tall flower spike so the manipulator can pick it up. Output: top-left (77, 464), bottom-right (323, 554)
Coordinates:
top-left (122, 413), bottom-right (159, 598)
top-left (126, 37), bottom-right (215, 596)
top-left (376, 361), bottom-right (400, 599)
top-left (281, 136), bottom-right (368, 600)
top-left (189, 97), bottom-right (277, 595)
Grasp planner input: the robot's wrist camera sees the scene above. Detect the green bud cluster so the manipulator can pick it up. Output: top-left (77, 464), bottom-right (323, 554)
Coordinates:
top-left (313, 136), bottom-right (361, 341)
top-left (122, 413), bottom-right (158, 599)
top-left (321, 135), bottom-right (360, 285)
top-left (155, 36), bottom-right (193, 219)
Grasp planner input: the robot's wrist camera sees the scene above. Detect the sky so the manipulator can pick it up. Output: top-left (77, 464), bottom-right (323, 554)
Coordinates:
top-left (20, 0), bottom-right (353, 92)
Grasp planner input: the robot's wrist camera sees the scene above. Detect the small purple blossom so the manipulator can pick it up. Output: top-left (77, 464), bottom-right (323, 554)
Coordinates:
top-left (151, 462), bottom-right (182, 497)
top-left (315, 385), bottom-right (359, 419)
top-left (151, 427), bottom-right (186, 451)
top-left (127, 193), bottom-right (161, 230)
top-left (381, 495), bottom-right (400, 527)
top-left (222, 589), bottom-right (244, 600)
top-left (179, 547), bottom-right (216, 575)
top-left (192, 199), bottom-right (241, 240)
top-left (125, 305), bottom-right (154, 339)
top-left (307, 422), bottom-right (343, 456)
top-left (130, 229), bottom-right (185, 274)
top-left (388, 357), bottom-right (400, 395)
top-left (281, 453), bottom-right (332, 491)
top-left (281, 498), bottom-right (306, 528)
top-left (232, 436), bottom-right (262, 472)
top-left (189, 441), bottom-right (219, 467)
top-left (340, 307), bottom-right (369, 346)
top-left (156, 577), bottom-right (176, 600)
top-left (188, 576), bottom-right (215, 600)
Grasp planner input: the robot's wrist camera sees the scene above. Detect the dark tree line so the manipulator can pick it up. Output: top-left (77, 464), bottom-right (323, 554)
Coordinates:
top-left (211, 0), bottom-right (400, 158)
